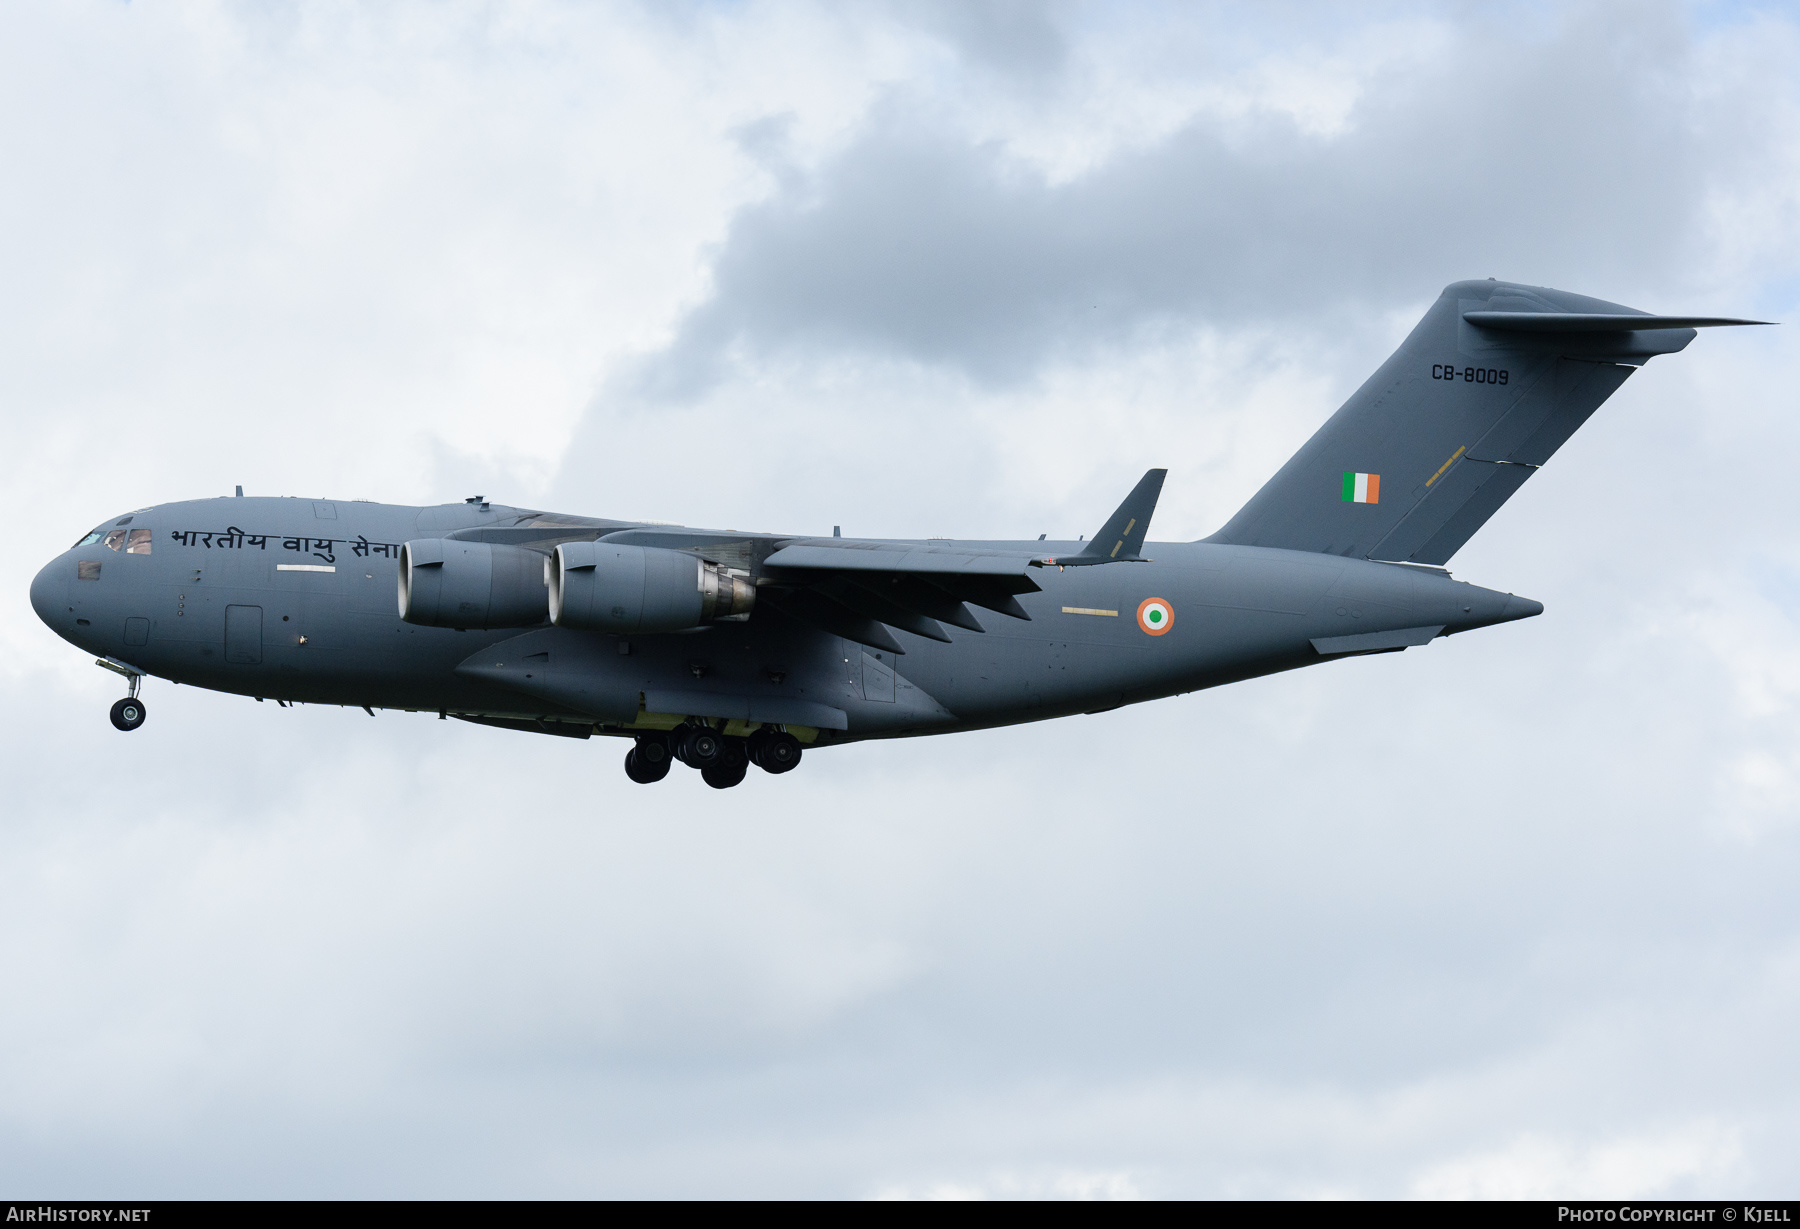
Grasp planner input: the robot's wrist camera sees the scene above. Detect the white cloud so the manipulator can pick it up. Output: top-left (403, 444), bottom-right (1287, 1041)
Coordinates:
top-left (1412, 1123), bottom-right (1745, 1200)
top-left (3, 0), bottom-right (1800, 1198)
top-left (873, 1169), bottom-right (1143, 1200)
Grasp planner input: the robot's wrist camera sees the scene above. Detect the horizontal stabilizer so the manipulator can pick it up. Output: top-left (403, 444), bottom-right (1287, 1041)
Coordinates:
top-left (1465, 312), bottom-right (1772, 332)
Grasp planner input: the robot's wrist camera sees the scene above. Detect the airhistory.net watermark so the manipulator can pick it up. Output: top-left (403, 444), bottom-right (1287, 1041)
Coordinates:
top-left (5, 1210), bottom-right (150, 1223)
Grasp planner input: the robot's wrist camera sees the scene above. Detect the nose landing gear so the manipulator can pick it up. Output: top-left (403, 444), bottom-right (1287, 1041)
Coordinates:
top-left (98, 657), bottom-right (147, 732)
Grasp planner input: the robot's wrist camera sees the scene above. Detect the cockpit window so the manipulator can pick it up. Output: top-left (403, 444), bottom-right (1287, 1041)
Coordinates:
top-left (102, 529), bottom-right (128, 552)
top-left (73, 531), bottom-right (103, 548)
top-left (126, 528), bottom-right (152, 555)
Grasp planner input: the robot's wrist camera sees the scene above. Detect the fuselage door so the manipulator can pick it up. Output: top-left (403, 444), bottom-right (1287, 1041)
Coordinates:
top-left (224, 604), bottom-right (263, 664)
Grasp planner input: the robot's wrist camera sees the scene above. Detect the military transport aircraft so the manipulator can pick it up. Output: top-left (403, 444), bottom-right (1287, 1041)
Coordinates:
top-left (31, 280), bottom-right (1767, 788)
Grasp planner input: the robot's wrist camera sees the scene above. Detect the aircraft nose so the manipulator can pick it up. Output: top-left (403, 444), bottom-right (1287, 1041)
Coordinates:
top-left (30, 557), bottom-right (63, 628)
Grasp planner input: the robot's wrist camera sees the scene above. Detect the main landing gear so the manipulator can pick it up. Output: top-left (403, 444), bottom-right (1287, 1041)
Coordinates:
top-left (624, 735), bottom-right (672, 784)
top-left (621, 725), bottom-right (803, 788)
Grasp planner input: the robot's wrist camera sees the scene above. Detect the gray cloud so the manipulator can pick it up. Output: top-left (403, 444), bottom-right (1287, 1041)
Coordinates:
top-left (646, 3), bottom-right (1772, 391)
top-left (889, 0), bottom-right (1070, 79)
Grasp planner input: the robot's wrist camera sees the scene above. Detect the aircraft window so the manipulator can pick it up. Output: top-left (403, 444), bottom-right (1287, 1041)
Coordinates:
top-left (102, 529), bottom-right (128, 551)
top-left (73, 531), bottom-right (103, 548)
top-left (126, 528), bottom-right (153, 555)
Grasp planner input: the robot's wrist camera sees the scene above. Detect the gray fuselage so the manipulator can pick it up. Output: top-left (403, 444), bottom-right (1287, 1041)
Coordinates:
top-left (31, 495), bottom-right (1538, 746)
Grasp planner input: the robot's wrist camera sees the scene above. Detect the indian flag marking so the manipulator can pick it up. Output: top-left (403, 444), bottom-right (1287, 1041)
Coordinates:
top-left (1341, 471), bottom-right (1381, 504)
top-left (1137, 597), bottom-right (1173, 636)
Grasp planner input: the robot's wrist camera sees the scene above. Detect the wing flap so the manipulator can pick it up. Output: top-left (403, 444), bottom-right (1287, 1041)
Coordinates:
top-left (846, 574), bottom-right (985, 632)
top-left (762, 542), bottom-right (1040, 577)
top-left (762, 589), bottom-right (907, 655)
top-left (817, 579), bottom-right (952, 643)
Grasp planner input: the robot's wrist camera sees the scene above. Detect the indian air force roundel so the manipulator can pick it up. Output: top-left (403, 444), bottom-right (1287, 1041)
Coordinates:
top-left (1137, 597), bottom-right (1173, 635)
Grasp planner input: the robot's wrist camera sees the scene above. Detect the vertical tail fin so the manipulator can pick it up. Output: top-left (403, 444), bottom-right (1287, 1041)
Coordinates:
top-left (1206, 280), bottom-right (1767, 565)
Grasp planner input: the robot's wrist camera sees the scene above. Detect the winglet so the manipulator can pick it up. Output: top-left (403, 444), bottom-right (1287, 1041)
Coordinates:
top-left (1040, 469), bottom-right (1167, 568)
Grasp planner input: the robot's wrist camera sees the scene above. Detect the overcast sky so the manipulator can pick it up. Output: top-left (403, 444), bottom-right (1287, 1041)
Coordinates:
top-left (3, 0), bottom-right (1799, 1198)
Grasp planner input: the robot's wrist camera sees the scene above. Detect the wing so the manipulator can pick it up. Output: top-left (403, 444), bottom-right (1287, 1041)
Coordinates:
top-left (430, 471), bottom-right (1168, 655)
top-left (758, 540), bottom-right (1047, 653)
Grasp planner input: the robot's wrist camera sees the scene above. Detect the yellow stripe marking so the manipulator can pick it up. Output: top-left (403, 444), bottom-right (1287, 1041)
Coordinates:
top-left (1063, 606), bottom-right (1118, 617)
top-left (1425, 445), bottom-right (1467, 487)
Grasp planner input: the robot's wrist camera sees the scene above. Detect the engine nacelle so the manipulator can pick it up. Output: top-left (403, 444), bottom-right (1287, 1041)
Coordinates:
top-left (398, 539), bottom-right (549, 629)
top-left (549, 541), bottom-right (755, 633)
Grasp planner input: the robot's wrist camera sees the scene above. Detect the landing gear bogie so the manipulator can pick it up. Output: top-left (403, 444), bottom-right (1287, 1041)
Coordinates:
top-left (624, 747), bottom-right (670, 784)
top-left (701, 760), bottom-right (748, 790)
top-left (716, 735), bottom-right (749, 773)
top-left (673, 723), bottom-right (722, 769)
top-left (624, 734), bottom-right (673, 784)
top-left (621, 723), bottom-right (802, 786)
top-left (749, 729), bottom-right (802, 774)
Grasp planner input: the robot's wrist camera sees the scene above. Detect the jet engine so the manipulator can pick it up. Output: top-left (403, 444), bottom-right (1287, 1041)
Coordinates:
top-left (549, 541), bottom-right (754, 633)
top-left (398, 539), bottom-right (550, 629)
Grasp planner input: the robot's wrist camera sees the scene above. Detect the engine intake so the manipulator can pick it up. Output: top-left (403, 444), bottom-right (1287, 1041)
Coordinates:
top-left (398, 539), bottom-right (549, 629)
top-left (549, 542), bottom-right (754, 633)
